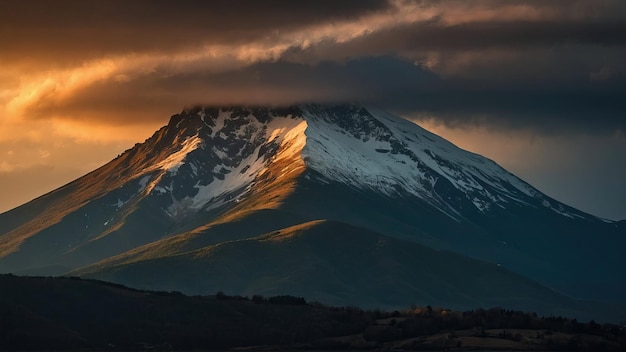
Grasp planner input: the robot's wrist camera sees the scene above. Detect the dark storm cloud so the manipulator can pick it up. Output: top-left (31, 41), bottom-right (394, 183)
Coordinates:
top-left (24, 57), bottom-right (437, 123)
top-left (390, 84), bottom-right (626, 134)
top-left (0, 0), bottom-right (391, 63)
top-left (5, 0), bottom-right (624, 65)
top-left (352, 20), bottom-right (626, 52)
top-left (31, 55), bottom-right (625, 134)
top-left (227, 58), bottom-right (626, 135)
top-left (281, 18), bottom-right (626, 81)
top-left (6, 0), bottom-right (626, 135)
top-left (411, 0), bottom-right (626, 19)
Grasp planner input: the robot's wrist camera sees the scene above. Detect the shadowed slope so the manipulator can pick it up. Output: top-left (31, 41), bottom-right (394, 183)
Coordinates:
top-left (79, 220), bottom-right (594, 319)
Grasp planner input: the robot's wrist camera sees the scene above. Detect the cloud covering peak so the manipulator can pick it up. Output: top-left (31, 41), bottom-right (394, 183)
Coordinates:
top-left (0, 0), bottom-right (625, 219)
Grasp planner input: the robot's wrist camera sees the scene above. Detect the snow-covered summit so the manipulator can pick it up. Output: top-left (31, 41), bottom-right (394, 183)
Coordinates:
top-left (119, 103), bottom-right (599, 223)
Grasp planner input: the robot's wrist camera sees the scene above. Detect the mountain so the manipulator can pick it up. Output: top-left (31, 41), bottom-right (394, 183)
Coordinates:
top-left (0, 104), bottom-right (624, 318)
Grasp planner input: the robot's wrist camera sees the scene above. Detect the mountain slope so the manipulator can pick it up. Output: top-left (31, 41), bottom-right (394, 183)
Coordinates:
top-left (76, 220), bottom-right (592, 318)
top-left (0, 106), bottom-right (307, 274)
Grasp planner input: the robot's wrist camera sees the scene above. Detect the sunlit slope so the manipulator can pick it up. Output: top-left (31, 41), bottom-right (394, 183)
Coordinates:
top-left (0, 107), bottom-right (308, 274)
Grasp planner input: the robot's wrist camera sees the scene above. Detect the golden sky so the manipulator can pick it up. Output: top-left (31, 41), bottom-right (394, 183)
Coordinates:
top-left (1, 0), bottom-right (625, 219)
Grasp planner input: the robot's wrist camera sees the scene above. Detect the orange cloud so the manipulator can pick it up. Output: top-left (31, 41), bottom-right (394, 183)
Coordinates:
top-left (1, 1), bottom-right (430, 123)
top-left (50, 119), bottom-right (162, 144)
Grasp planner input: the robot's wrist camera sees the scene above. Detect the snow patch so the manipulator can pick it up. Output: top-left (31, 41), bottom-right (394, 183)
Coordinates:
top-left (153, 135), bottom-right (202, 174)
top-left (115, 198), bottom-right (127, 209)
top-left (138, 175), bottom-right (151, 191)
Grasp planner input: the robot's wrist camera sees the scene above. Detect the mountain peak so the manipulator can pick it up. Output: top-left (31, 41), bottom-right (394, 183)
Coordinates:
top-left (171, 105), bottom-right (305, 127)
top-left (137, 103), bottom-right (606, 225)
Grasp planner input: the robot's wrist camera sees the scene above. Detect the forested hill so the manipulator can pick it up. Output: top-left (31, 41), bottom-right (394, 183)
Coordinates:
top-left (1, 274), bottom-right (625, 351)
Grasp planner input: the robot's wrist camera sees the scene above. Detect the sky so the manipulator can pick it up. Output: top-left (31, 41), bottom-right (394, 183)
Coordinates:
top-left (0, 0), bottom-right (625, 220)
